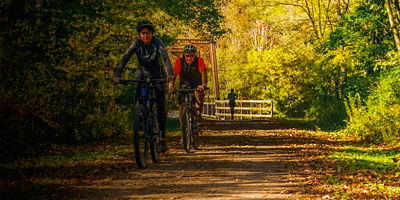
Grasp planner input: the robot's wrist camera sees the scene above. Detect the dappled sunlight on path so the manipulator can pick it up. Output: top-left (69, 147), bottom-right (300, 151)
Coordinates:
top-left (62, 120), bottom-right (328, 200)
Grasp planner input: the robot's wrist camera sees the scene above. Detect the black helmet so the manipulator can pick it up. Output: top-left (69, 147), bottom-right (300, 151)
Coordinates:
top-left (136, 20), bottom-right (155, 33)
top-left (183, 44), bottom-right (197, 54)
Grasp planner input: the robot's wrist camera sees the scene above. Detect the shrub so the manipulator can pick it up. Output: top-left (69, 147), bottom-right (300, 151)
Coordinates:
top-left (344, 54), bottom-right (400, 144)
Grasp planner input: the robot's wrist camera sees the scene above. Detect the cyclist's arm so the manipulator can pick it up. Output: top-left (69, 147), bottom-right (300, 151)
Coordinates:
top-left (168, 57), bottom-right (181, 93)
top-left (172, 58), bottom-right (181, 84)
top-left (198, 57), bottom-right (207, 87)
top-left (114, 38), bottom-right (139, 78)
top-left (200, 70), bottom-right (207, 87)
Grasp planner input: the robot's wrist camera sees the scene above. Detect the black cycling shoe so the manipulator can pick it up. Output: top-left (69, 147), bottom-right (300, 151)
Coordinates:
top-left (158, 140), bottom-right (168, 153)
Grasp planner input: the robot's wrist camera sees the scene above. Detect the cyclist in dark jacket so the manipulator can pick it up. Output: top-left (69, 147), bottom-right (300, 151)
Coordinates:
top-left (113, 20), bottom-right (175, 153)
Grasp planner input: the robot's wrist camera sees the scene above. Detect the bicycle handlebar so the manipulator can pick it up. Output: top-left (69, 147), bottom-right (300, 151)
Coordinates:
top-left (119, 80), bottom-right (136, 84)
top-left (178, 87), bottom-right (210, 92)
top-left (117, 78), bottom-right (166, 85)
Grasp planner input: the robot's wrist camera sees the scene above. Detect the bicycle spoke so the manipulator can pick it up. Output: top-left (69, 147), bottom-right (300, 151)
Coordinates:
top-left (182, 106), bottom-right (192, 153)
top-left (150, 104), bottom-right (161, 163)
top-left (134, 104), bottom-right (149, 169)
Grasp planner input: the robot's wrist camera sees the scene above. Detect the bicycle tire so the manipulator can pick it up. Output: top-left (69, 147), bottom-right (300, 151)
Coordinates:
top-left (150, 104), bottom-right (161, 163)
top-left (133, 103), bottom-right (149, 169)
top-left (182, 106), bottom-right (192, 153)
top-left (192, 114), bottom-right (199, 150)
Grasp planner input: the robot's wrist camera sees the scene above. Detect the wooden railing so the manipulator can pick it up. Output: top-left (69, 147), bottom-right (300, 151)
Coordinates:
top-left (201, 98), bottom-right (274, 120)
top-left (202, 95), bottom-right (217, 118)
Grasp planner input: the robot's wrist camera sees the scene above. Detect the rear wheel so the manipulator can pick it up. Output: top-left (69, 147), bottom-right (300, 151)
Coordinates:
top-left (150, 104), bottom-right (161, 163)
top-left (182, 106), bottom-right (192, 153)
top-left (133, 104), bottom-right (149, 169)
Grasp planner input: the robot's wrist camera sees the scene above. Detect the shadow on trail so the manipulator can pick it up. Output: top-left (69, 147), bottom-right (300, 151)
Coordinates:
top-left (202, 119), bottom-right (363, 147)
top-left (199, 135), bottom-right (325, 146)
top-left (61, 151), bottom-right (307, 200)
top-left (57, 120), bottom-right (348, 199)
top-left (202, 119), bottom-right (310, 130)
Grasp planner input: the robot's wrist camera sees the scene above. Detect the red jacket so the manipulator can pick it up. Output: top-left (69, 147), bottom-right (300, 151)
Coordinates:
top-left (173, 57), bottom-right (206, 75)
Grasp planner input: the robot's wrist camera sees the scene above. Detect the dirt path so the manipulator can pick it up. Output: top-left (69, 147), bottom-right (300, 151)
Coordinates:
top-left (61, 120), bottom-right (322, 200)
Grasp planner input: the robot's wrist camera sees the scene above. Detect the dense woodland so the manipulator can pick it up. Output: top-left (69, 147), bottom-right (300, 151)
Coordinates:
top-left (1, 0), bottom-right (399, 159)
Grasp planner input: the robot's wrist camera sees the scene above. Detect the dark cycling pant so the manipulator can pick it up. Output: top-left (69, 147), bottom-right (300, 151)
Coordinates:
top-left (229, 102), bottom-right (235, 119)
top-left (136, 81), bottom-right (166, 138)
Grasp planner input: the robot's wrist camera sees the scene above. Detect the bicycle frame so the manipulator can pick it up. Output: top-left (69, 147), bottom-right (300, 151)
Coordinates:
top-left (119, 77), bottom-right (165, 168)
top-left (180, 87), bottom-right (209, 121)
top-left (181, 89), bottom-right (197, 117)
top-left (121, 77), bottom-right (164, 142)
top-left (179, 88), bottom-right (201, 153)
top-left (136, 80), bottom-right (158, 143)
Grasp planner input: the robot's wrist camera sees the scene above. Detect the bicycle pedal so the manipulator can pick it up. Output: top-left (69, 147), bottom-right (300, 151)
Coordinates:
top-left (156, 145), bottom-right (160, 153)
top-left (158, 140), bottom-right (167, 153)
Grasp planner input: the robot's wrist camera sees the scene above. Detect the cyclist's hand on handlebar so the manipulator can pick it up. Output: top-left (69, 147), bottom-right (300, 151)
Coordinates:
top-left (167, 76), bottom-right (175, 93)
top-left (167, 83), bottom-right (175, 94)
top-left (112, 77), bottom-right (120, 83)
top-left (167, 75), bottom-right (175, 82)
top-left (197, 85), bottom-right (205, 92)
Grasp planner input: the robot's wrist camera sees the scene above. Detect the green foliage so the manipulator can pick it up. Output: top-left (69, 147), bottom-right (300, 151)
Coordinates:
top-left (218, 38), bottom-right (317, 117)
top-left (215, 0), bottom-right (400, 135)
top-left (344, 58), bottom-right (400, 143)
top-left (325, 1), bottom-right (392, 74)
top-left (305, 47), bottom-right (359, 129)
top-left (244, 45), bottom-right (316, 117)
top-left (306, 1), bottom-right (395, 129)
top-left (345, 53), bottom-right (400, 143)
top-left (216, 0), bottom-right (363, 122)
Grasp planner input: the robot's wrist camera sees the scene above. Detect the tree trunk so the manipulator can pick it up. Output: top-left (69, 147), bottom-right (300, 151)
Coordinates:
top-left (385, 0), bottom-right (400, 51)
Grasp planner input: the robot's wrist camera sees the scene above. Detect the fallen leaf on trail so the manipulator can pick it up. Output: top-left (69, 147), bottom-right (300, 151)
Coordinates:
top-left (322, 194), bottom-right (331, 199)
top-left (163, 172), bottom-right (171, 176)
top-left (71, 178), bottom-right (79, 184)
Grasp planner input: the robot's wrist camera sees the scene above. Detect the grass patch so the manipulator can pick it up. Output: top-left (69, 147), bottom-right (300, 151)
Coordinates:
top-left (318, 144), bottom-right (400, 199)
top-left (330, 147), bottom-right (400, 172)
top-left (166, 117), bottom-right (181, 135)
top-left (1, 117), bottom-right (182, 199)
top-left (296, 126), bottom-right (400, 199)
top-left (0, 117), bottom-right (181, 170)
top-left (0, 140), bottom-right (135, 199)
top-left (1, 144), bottom-right (132, 170)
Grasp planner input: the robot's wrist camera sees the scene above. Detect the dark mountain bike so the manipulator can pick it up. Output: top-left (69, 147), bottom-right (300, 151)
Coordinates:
top-left (119, 77), bottom-right (164, 168)
top-left (179, 88), bottom-right (208, 153)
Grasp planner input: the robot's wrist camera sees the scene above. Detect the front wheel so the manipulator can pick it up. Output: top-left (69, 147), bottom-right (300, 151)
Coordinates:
top-left (133, 104), bottom-right (149, 169)
top-left (182, 106), bottom-right (192, 153)
top-left (192, 114), bottom-right (199, 150)
top-left (150, 104), bottom-right (161, 163)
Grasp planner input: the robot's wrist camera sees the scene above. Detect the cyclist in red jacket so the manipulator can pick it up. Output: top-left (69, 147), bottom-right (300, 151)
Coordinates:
top-left (168, 44), bottom-right (207, 125)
